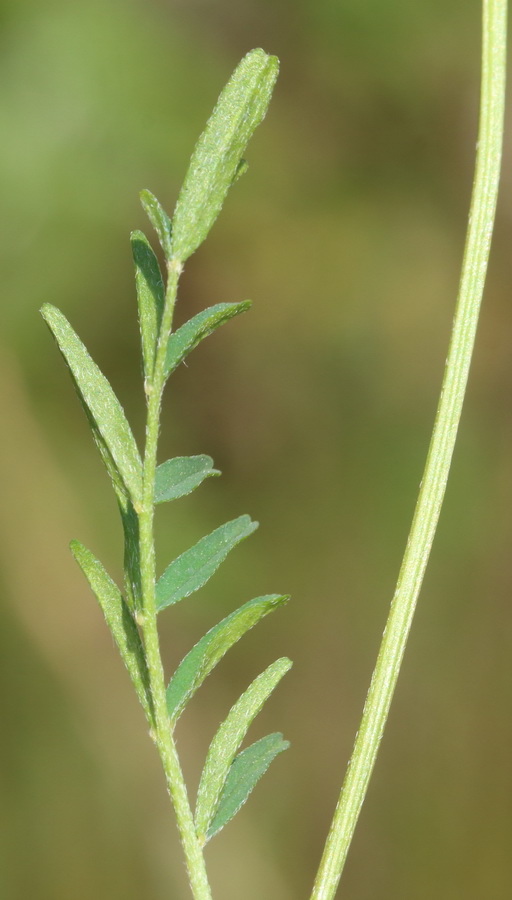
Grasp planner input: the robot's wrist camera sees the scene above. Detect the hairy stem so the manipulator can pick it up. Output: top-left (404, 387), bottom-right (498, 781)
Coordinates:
top-left (310, 2), bottom-right (507, 899)
top-left (138, 261), bottom-right (213, 900)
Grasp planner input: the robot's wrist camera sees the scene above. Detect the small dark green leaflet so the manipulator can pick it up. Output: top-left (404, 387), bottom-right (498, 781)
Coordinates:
top-left (164, 301), bottom-right (251, 379)
top-left (156, 515), bottom-right (258, 612)
top-left (154, 455), bottom-right (220, 504)
top-left (166, 593), bottom-right (289, 723)
top-left (120, 502), bottom-right (143, 612)
top-left (206, 733), bottom-right (290, 841)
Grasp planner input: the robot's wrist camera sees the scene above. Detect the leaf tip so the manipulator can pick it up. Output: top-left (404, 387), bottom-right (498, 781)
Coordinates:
top-left (274, 656), bottom-right (293, 679)
top-left (235, 513), bottom-right (259, 535)
top-left (69, 538), bottom-right (87, 564)
top-left (245, 47), bottom-right (279, 82)
top-left (273, 593), bottom-right (291, 608)
top-left (139, 188), bottom-right (152, 205)
top-left (40, 302), bottom-right (58, 324)
top-left (244, 516), bottom-right (259, 537)
top-left (139, 189), bottom-right (173, 258)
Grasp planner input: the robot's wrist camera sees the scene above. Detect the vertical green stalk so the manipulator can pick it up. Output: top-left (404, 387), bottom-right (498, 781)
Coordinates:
top-left (310, 2), bottom-right (507, 899)
top-left (138, 260), bottom-right (213, 900)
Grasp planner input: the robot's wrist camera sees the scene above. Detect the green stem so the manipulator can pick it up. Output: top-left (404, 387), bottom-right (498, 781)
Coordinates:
top-left (138, 261), bottom-right (213, 900)
top-left (310, 2), bottom-right (507, 899)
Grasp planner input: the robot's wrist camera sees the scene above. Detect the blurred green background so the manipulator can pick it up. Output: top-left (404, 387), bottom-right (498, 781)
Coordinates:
top-left (1, 0), bottom-right (511, 898)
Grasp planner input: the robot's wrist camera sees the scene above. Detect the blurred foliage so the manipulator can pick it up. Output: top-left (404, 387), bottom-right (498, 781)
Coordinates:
top-left (1, 0), bottom-right (511, 898)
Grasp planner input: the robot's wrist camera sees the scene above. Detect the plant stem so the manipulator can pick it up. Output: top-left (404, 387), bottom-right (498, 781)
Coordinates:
top-left (310, 2), bottom-right (507, 899)
top-left (138, 261), bottom-right (213, 900)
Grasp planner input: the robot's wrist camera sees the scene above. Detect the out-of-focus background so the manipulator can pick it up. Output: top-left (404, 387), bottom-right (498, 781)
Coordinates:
top-left (1, 1), bottom-right (511, 898)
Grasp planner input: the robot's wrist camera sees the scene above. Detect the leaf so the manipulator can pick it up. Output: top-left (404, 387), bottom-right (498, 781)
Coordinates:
top-left (70, 540), bottom-right (154, 724)
top-left (166, 594), bottom-right (289, 722)
top-left (164, 301), bottom-right (251, 379)
top-left (120, 502), bottom-right (142, 613)
top-left (156, 515), bottom-right (258, 613)
top-left (140, 189), bottom-right (173, 259)
top-left (131, 230), bottom-right (165, 380)
top-left (206, 733), bottom-right (289, 841)
top-left (195, 657), bottom-right (292, 839)
top-left (155, 455), bottom-right (220, 504)
top-left (171, 48), bottom-right (279, 262)
top-left (41, 305), bottom-right (143, 505)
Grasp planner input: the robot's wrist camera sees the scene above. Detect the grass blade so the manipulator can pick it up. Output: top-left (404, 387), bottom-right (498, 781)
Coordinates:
top-left (40, 304), bottom-right (143, 505)
top-left (140, 189), bottom-right (173, 259)
top-left (206, 733), bottom-right (289, 841)
top-left (164, 302), bottom-right (251, 379)
top-left (195, 657), bottom-right (292, 840)
top-left (166, 594), bottom-right (289, 723)
top-left (131, 229), bottom-right (165, 380)
top-left (156, 515), bottom-right (258, 613)
top-left (171, 48), bottom-right (279, 262)
top-left (70, 540), bottom-right (154, 724)
top-left (155, 455), bottom-right (220, 504)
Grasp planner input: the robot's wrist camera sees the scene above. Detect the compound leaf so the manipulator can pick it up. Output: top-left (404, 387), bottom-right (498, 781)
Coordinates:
top-left (172, 48), bottom-right (279, 262)
top-left (164, 301), bottom-right (251, 379)
top-left (140, 189), bottom-right (173, 259)
top-left (70, 540), bottom-right (154, 724)
top-left (166, 594), bottom-right (289, 723)
top-left (131, 230), bottom-right (165, 380)
top-left (206, 733), bottom-right (289, 841)
top-left (156, 515), bottom-right (258, 613)
top-left (195, 657), bottom-right (292, 839)
top-left (155, 455), bottom-right (220, 504)
top-left (40, 304), bottom-right (143, 506)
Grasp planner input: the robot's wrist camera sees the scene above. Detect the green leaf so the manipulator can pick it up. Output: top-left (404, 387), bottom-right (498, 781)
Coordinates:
top-left (140, 189), bottom-right (173, 259)
top-left (171, 48), bottom-right (279, 262)
top-left (195, 657), bottom-right (292, 839)
top-left (164, 301), bottom-right (251, 379)
top-left (166, 594), bottom-right (289, 722)
top-left (156, 515), bottom-right (258, 613)
top-left (155, 455), bottom-right (220, 504)
top-left (206, 733), bottom-right (289, 841)
top-left (70, 540), bottom-right (154, 724)
top-left (120, 502), bottom-right (142, 613)
top-left (131, 230), bottom-right (165, 380)
top-left (40, 304), bottom-right (143, 505)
